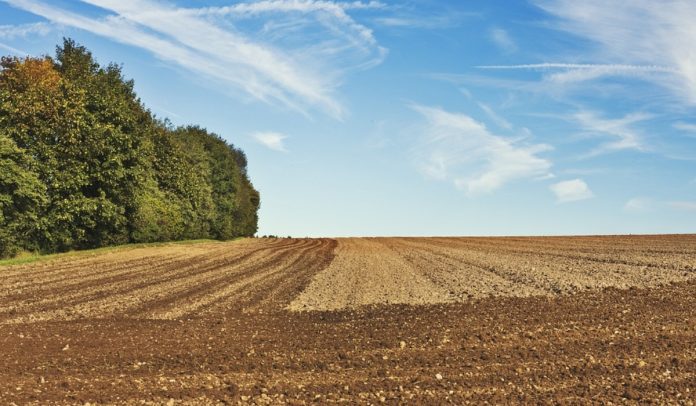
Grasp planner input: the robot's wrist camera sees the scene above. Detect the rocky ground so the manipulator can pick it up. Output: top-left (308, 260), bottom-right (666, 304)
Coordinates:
top-left (0, 235), bottom-right (694, 404)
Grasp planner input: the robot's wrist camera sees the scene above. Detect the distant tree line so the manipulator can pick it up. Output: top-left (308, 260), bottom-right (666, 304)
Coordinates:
top-left (0, 39), bottom-right (259, 258)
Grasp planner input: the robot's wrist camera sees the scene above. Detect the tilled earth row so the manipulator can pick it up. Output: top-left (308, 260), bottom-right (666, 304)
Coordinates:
top-left (290, 236), bottom-right (696, 310)
top-left (0, 235), bottom-right (695, 404)
top-left (0, 238), bottom-right (335, 323)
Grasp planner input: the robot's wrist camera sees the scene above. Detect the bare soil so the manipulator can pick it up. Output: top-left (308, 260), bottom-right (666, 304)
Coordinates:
top-left (291, 235), bottom-right (696, 310)
top-left (1, 235), bottom-right (695, 404)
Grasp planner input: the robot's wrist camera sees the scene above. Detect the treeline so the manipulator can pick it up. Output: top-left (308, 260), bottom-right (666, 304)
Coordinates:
top-left (0, 39), bottom-right (259, 258)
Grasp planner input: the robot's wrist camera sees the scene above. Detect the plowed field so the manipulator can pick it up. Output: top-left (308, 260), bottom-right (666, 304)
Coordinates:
top-left (1, 235), bottom-right (695, 404)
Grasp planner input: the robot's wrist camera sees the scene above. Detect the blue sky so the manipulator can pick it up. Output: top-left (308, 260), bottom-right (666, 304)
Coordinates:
top-left (1, 0), bottom-right (695, 236)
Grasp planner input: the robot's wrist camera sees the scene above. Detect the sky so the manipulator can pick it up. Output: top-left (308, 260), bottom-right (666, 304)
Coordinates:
top-left (1, 0), bottom-right (695, 237)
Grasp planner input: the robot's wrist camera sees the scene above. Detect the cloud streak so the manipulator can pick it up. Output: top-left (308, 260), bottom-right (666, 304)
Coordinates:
top-left (2, 0), bottom-right (386, 118)
top-left (413, 105), bottom-right (552, 195)
top-left (532, 0), bottom-right (696, 104)
top-left (477, 63), bottom-right (676, 86)
top-left (0, 41), bottom-right (27, 55)
top-left (477, 63), bottom-right (676, 73)
top-left (488, 27), bottom-right (516, 53)
top-left (477, 102), bottom-right (513, 131)
top-left (572, 111), bottom-right (651, 156)
top-left (0, 21), bottom-right (52, 39)
top-left (190, 0), bottom-right (386, 15)
top-left (673, 122), bottom-right (696, 138)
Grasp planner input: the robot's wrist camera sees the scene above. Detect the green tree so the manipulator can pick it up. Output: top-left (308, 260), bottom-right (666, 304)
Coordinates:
top-left (0, 135), bottom-right (46, 257)
top-left (0, 39), bottom-right (259, 258)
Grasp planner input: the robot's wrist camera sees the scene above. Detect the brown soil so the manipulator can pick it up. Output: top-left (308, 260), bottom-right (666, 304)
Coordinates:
top-left (288, 238), bottom-right (453, 311)
top-left (0, 236), bottom-right (694, 404)
top-left (291, 236), bottom-right (696, 310)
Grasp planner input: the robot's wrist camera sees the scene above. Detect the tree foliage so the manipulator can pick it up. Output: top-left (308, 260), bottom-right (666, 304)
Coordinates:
top-left (0, 39), bottom-right (259, 257)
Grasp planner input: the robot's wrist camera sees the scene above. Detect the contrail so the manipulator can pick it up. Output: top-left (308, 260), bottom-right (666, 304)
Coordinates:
top-left (476, 63), bottom-right (676, 73)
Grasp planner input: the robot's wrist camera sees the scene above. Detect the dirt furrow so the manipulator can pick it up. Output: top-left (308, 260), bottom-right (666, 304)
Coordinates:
top-left (0, 253), bottom-right (193, 301)
top-left (434, 236), bottom-right (696, 271)
top-left (0, 242), bottom-right (226, 281)
top-left (0, 240), bottom-right (296, 323)
top-left (1, 278), bottom-right (693, 404)
top-left (135, 239), bottom-right (319, 319)
top-left (228, 238), bottom-right (338, 312)
top-left (0, 244), bottom-right (257, 322)
top-left (0, 236), bottom-right (695, 404)
top-left (407, 237), bottom-right (693, 294)
top-left (289, 238), bottom-right (453, 311)
top-left (202, 239), bottom-right (338, 314)
top-left (191, 240), bottom-right (330, 315)
top-left (0, 241), bottom-right (256, 295)
top-left (386, 238), bottom-right (546, 298)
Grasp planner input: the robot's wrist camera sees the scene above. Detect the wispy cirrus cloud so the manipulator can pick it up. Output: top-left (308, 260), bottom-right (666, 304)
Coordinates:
top-left (0, 41), bottom-right (27, 55)
top-left (179, 0), bottom-right (387, 74)
top-left (477, 63), bottom-right (676, 86)
top-left (572, 111), bottom-right (651, 156)
top-left (530, 0), bottom-right (696, 104)
top-left (252, 131), bottom-right (289, 152)
top-left (477, 63), bottom-right (676, 73)
top-left (370, 4), bottom-right (477, 30)
top-left (477, 102), bottom-right (513, 131)
top-left (189, 0), bottom-right (387, 15)
top-left (673, 122), bottom-right (696, 138)
top-left (0, 21), bottom-right (52, 39)
top-left (0, 20), bottom-right (53, 56)
top-left (413, 105), bottom-right (552, 195)
top-left (373, 15), bottom-right (458, 29)
top-left (550, 179), bottom-right (593, 203)
top-left (2, 0), bottom-right (387, 118)
top-left (488, 27), bottom-right (516, 53)
top-left (624, 197), bottom-right (653, 213)
top-left (674, 122), bottom-right (696, 132)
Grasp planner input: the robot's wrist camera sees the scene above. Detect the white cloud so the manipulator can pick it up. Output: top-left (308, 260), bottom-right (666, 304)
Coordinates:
top-left (371, 9), bottom-right (477, 29)
top-left (674, 122), bottom-right (696, 132)
top-left (624, 197), bottom-right (652, 213)
top-left (668, 201), bottom-right (696, 212)
top-left (0, 21), bottom-right (52, 39)
top-left (182, 0), bottom-right (385, 64)
top-left (3, 0), bottom-right (387, 118)
top-left (550, 179), bottom-right (593, 203)
top-left (489, 27), bottom-right (516, 53)
top-left (373, 16), bottom-right (455, 29)
top-left (477, 102), bottom-right (513, 131)
top-left (531, 0), bottom-right (696, 104)
top-left (674, 122), bottom-right (696, 138)
top-left (0, 42), bottom-right (27, 55)
top-left (478, 63), bottom-right (674, 73)
top-left (190, 0), bottom-right (386, 16)
top-left (413, 105), bottom-right (552, 195)
top-left (477, 63), bottom-right (675, 86)
top-left (572, 111), bottom-right (650, 155)
top-left (252, 131), bottom-right (288, 152)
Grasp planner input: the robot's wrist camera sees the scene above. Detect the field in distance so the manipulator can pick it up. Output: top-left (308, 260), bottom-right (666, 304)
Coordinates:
top-left (0, 235), bottom-right (694, 404)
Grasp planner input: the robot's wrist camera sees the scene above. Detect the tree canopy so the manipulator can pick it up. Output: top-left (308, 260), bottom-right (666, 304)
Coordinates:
top-left (0, 39), bottom-right (259, 257)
